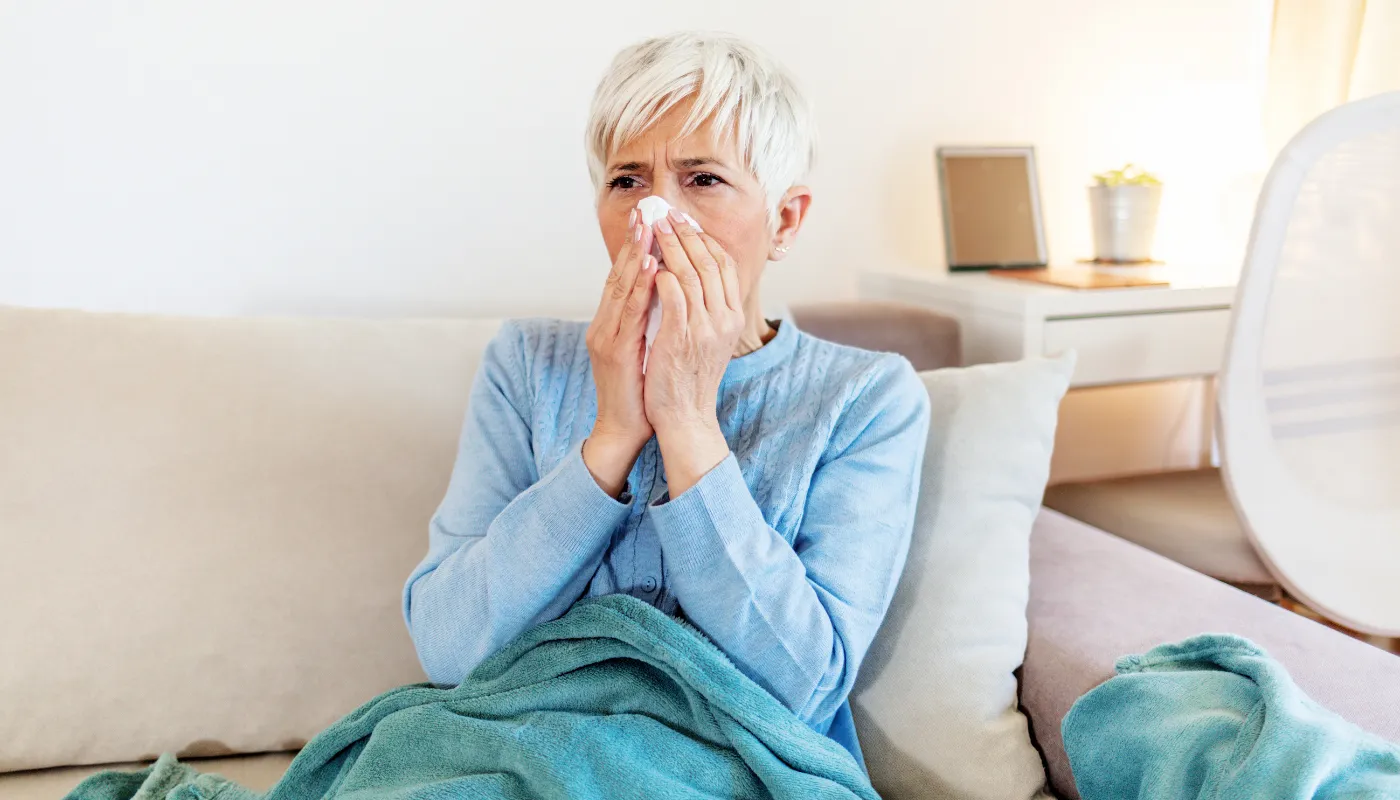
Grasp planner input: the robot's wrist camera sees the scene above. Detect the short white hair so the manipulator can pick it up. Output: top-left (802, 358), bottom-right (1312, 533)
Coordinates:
top-left (585, 31), bottom-right (816, 223)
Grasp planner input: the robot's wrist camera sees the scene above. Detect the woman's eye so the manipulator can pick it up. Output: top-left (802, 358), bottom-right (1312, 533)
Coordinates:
top-left (691, 173), bottom-right (725, 188)
top-left (608, 176), bottom-right (641, 190)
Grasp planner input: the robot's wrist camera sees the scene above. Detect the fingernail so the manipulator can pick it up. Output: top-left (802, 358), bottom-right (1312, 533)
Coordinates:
top-left (668, 208), bottom-right (687, 228)
top-left (656, 216), bottom-right (673, 235)
top-left (633, 223), bottom-right (644, 242)
top-left (628, 208), bottom-right (638, 227)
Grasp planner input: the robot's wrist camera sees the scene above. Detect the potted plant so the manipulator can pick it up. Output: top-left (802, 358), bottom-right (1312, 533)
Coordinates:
top-left (1089, 163), bottom-right (1162, 263)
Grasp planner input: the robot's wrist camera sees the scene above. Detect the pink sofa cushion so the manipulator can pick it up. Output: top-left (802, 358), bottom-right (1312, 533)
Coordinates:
top-left (1023, 509), bottom-right (1400, 800)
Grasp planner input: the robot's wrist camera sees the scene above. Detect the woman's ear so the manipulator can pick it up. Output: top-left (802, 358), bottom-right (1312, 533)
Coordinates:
top-left (769, 186), bottom-right (812, 261)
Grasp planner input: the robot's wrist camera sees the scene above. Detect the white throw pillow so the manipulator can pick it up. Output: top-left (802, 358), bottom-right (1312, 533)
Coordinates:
top-left (851, 353), bottom-right (1075, 800)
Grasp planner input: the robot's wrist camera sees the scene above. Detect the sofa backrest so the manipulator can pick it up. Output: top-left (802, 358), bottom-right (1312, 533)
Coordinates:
top-left (0, 302), bottom-right (966, 776)
top-left (0, 307), bottom-right (500, 772)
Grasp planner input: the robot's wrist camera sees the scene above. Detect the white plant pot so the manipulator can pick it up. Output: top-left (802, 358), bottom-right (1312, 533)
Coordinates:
top-left (1089, 184), bottom-right (1162, 263)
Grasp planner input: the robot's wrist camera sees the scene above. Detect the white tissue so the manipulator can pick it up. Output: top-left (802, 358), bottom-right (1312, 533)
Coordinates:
top-left (637, 195), bottom-right (675, 227)
top-left (634, 196), bottom-right (700, 373)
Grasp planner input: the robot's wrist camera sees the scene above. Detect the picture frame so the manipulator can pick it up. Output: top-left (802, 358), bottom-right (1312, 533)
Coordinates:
top-left (936, 145), bottom-right (1048, 271)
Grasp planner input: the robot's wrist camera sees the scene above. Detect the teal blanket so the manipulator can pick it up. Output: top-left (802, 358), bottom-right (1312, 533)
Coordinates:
top-left (69, 595), bottom-right (877, 800)
top-left (1064, 634), bottom-right (1400, 799)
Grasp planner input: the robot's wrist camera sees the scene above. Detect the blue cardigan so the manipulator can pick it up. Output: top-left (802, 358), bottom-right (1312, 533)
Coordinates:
top-left (403, 317), bottom-right (930, 767)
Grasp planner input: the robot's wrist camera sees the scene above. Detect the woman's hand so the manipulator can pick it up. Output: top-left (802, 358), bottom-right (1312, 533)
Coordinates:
top-left (645, 208), bottom-right (745, 497)
top-left (583, 210), bottom-right (658, 498)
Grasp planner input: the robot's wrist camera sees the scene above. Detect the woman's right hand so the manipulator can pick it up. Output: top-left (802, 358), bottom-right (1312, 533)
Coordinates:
top-left (582, 210), bottom-right (657, 498)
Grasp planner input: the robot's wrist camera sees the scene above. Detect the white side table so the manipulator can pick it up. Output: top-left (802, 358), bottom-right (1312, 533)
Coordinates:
top-left (859, 267), bottom-right (1239, 388)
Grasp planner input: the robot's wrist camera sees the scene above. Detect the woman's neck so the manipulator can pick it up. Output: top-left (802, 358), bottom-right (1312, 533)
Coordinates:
top-left (733, 293), bottom-right (777, 358)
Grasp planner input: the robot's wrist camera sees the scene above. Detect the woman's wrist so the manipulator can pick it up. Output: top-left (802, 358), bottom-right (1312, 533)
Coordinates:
top-left (655, 419), bottom-right (731, 499)
top-left (581, 430), bottom-right (646, 499)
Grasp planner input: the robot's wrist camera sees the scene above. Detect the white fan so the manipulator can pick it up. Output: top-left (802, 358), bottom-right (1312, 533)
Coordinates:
top-left (1219, 90), bottom-right (1400, 636)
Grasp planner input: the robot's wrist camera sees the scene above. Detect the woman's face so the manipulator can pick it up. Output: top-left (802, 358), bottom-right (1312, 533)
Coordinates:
top-left (596, 101), bottom-right (806, 313)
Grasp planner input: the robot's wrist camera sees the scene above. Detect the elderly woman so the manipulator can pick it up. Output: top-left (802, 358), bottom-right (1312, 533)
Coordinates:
top-left (403, 31), bottom-right (930, 770)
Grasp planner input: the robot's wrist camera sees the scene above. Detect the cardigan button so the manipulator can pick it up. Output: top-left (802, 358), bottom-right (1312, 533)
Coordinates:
top-left (641, 576), bottom-right (658, 592)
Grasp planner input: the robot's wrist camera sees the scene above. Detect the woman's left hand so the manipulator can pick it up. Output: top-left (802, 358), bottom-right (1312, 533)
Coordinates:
top-left (644, 208), bottom-right (745, 496)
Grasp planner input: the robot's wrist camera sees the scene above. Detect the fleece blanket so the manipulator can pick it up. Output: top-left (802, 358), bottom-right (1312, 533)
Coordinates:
top-left (1063, 633), bottom-right (1400, 800)
top-left (67, 594), bottom-right (877, 800)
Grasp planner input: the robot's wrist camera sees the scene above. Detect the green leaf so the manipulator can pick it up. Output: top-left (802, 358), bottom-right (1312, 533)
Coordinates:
top-left (1094, 162), bottom-right (1160, 186)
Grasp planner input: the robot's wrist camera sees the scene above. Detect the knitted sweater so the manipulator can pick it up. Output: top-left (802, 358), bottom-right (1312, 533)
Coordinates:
top-left (403, 316), bottom-right (930, 767)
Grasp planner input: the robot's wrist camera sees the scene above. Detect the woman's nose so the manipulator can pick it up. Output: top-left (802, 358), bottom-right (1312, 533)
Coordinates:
top-left (644, 173), bottom-right (685, 208)
top-left (646, 190), bottom-right (682, 210)
top-left (638, 193), bottom-right (688, 224)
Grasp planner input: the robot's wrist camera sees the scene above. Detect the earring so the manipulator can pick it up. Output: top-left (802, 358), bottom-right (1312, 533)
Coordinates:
top-left (776, 245), bottom-right (790, 254)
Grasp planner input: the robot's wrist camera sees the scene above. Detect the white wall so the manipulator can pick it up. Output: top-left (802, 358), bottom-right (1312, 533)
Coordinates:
top-left (2, 0), bottom-right (1272, 320)
top-left (2, 1), bottom-right (1275, 482)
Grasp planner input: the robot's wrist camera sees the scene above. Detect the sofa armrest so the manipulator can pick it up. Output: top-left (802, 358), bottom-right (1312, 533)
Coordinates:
top-left (788, 301), bottom-right (961, 371)
top-left (1023, 509), bottom-right (1400, 800)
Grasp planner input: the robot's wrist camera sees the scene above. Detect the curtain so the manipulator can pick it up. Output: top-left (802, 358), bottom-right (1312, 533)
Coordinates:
top-left (1264, 0), bottom-right (1400, 154)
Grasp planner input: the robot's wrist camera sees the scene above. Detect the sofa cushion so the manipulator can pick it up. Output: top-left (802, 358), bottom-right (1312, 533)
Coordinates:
top-left (852, 353), bottom-right (1074, 800)
top-left (0, 752), bottom-right (296, 800)
top-left (790, 301), bottom-right (961, 372)
top-left (0, 307), bottom-right (497, 772)
top-left (1021, 507), bottom-right (1400, 800)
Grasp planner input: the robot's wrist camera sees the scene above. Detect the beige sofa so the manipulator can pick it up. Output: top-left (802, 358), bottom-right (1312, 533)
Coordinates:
top-left (3, 303), bottom-right (1398, 800)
